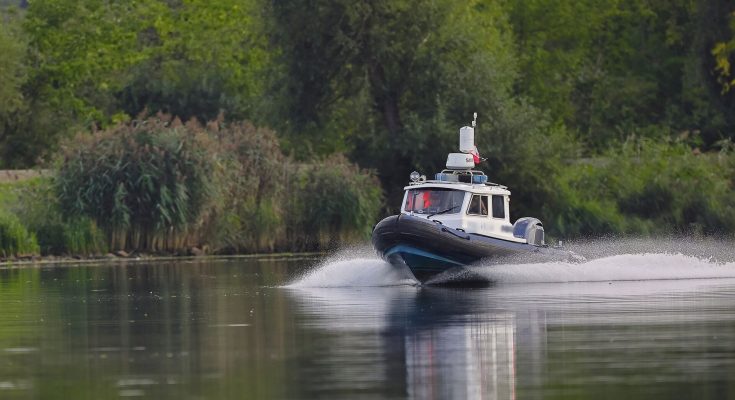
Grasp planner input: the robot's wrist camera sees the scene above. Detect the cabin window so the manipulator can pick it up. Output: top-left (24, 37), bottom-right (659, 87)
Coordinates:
top-left (492, 195), bottom-right (505, 219)
top-left (404, 189), bottom-right (465, 215)
top-left (467, 195), bottom-right (488, 216)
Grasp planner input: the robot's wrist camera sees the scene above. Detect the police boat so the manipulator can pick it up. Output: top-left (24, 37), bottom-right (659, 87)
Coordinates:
top-left (371, 114), bottom-right (571, 283)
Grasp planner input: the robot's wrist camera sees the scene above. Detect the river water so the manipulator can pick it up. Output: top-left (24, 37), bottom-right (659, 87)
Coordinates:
top-left (1, 241), bottom-right (735, 399)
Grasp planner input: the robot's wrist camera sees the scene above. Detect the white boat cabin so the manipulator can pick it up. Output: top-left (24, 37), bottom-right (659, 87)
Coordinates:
top-left (400, 170), bottom-right (526, 243)
top-left (397, 115), bottom-right (546, 246)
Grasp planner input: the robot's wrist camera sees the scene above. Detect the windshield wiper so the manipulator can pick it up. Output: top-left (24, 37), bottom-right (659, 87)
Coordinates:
top-left (427, 205), bottom-right (460, 218)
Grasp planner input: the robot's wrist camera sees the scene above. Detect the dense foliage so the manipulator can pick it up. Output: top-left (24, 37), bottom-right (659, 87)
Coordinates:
top-left (549, 140), bottom-right (735, 237)
top-left (51, 116), bottom-right (381, 254)
top-left (288, 155), bottom-right (383, 249)
top-left (1, 0), bottom-right (734, 243)
top-left (2, 178), bottom-right (107, 256)
top-left (56, 116), bottom-right (219, 251)
top-left (0, 210), bottom-right (38, 256)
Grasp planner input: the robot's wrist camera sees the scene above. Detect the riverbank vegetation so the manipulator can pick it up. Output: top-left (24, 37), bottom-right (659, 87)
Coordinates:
top-left (0, 115), bottom-right (380, 257)
top-left (0, 0), bottom-right (734, 256)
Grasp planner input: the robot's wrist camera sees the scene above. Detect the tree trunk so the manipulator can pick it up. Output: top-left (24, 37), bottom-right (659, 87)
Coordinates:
top-left (368, 61), bottom-right (402, 135)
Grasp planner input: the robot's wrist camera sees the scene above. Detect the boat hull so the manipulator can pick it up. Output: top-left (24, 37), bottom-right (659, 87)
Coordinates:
top-left (372, 214), bottom-right (553, 283)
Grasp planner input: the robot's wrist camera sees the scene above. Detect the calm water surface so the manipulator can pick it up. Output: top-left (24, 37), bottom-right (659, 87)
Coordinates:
top-left (0, 254), bottom-right (734, 399)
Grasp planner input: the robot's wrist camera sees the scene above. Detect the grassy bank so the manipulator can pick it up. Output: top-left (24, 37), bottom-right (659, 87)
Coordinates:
top-left (0, 117), bottom-right (382, 258)
top-left (0, 251), bottom-right (325, 267)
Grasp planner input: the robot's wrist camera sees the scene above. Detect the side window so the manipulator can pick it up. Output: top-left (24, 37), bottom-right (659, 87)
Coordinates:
top-left (492, 195), bottom-right (505, 219)
top-left (404, 191), bottom-right (414, 211)
top-left (468, 195), bottom-right (488, 216)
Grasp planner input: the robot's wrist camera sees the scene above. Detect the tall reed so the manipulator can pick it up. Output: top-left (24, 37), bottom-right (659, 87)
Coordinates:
top-left (210, 121), bottom-right (288, 252)
top-left (54, 116), bottom-right (384, 254)
top-left (56, 116), bottom-right (219, 252)
top-left (287, 155), bottom-right (382, 250)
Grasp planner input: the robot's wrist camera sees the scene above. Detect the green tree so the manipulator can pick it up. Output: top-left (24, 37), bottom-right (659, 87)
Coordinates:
top-left (3, 0), bottom-right (270, 167)
top-left (269, 0), bottom-right (540, 206)
top-left (0, 12), bottom-right (25, 119)
top-left (23, 0), bottom-right (147, 123)
top-left (1, 0), bottom-right (145, 166)
top-left (117, 0), bottom-right (271, 122)
top-left (0, 10), bottom-right (28, 167)
top-left (504, 0), bottom-right (735, 150)
top-left (714, 30), bottom-right (735, 91)
top-left (713, 11), bottom-right (735, 99)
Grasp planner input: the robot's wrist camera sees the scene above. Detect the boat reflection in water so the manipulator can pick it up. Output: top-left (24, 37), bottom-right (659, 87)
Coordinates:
top-left (286, 287), bottom-right (517, 399)
top-left (404, 311), bottom-right (515, 399)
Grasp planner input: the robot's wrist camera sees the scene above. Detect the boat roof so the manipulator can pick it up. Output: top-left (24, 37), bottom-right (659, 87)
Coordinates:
top-left (403, 180), bottom-right (511, 195)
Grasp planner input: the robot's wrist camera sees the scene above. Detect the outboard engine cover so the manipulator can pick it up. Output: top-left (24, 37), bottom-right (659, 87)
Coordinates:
top-left (513, 217), bottom-right (545, 246)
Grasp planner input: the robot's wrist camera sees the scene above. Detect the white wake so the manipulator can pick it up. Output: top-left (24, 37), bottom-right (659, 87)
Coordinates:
top-left (287, 241), bottom-right (735, 287)
top-left (463, 253), bottom-right (735, 284)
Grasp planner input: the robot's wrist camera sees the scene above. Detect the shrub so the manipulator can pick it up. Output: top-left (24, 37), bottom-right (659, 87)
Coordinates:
top-left (55, 116), bottom-right (220, 252)
top-left (0, 211), bottom-right (39, 257)
top-left (0, 179), bottom-right (56, 254)
top-left (6, 178), bottom-right (107, 255)
top-left (550, 139), bottom-right (735, 237)
top-left (288, 155), bottom-right (382, 250)
top-left (61, 217), bottom-right (108, 256)
top-left (210, 122), bottom-right (288, 253)
top-left (54, 116), bottom-right (384, 254)
top-left (210, 123), bottom-right (383, 253)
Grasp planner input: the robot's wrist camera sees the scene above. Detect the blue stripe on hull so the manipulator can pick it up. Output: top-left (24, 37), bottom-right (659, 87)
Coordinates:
top-left (384, 245), bottom-right (464, 278)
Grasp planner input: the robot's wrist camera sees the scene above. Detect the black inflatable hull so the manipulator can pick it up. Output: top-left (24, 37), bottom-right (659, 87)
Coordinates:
top-left (371, 214), bottom-right (550, 283)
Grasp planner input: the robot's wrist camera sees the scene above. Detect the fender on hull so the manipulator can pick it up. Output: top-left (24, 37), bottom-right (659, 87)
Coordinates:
top-left (372, 214), bottom-right (540, 283)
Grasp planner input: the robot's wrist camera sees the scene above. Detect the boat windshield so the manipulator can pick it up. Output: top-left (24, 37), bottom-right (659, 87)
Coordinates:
top-left (404, 188), bottom-right (465, 215)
